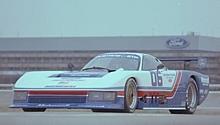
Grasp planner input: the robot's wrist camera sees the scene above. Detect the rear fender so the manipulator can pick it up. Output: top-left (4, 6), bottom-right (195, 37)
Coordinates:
top-left (180, 71), bottom-right (209, 105)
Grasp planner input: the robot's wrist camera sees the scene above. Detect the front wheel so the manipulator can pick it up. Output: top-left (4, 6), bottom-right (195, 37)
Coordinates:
top-left (22, 108), bottom-right (46, 112)
top-left (169, 78), bottom-right (198, 114)
top-left (123, 78), bottom-right (138, 113)
top-left (91, 109), bottom-right (123, 112)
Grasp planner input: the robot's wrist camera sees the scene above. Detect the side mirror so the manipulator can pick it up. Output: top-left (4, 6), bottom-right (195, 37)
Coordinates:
top-left (157, 64), bottom-right (165, 70)
top-left (68, 63), bottom-right (75, 71)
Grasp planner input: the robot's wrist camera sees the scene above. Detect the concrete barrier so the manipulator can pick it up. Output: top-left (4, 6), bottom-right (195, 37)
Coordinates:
top-left (0, 84), bottom-right (13, 90)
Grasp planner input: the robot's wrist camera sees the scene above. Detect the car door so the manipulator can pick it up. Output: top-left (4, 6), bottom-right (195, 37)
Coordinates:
top-left (142, 54), bottom-right (177, 90)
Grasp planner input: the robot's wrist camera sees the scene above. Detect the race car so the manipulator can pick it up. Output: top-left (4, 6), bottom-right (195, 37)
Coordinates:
top-left (10, 52), bottom-right (209, 114)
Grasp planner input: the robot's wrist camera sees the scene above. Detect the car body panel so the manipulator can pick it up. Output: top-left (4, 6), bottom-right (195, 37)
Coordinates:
top-left (10, 52), bottom-right (209, 111)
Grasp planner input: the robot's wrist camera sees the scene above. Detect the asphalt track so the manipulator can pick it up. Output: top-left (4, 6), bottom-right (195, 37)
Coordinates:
top-left (0, 90), bottom-right (220, 125)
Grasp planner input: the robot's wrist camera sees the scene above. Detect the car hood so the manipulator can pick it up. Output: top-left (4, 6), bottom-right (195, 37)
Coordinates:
top-left (14, 69), bottom-right (130, 90)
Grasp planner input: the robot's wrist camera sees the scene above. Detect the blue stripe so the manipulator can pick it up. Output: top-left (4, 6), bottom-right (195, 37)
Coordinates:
top-left (28, 96), bottom-right (86, 103)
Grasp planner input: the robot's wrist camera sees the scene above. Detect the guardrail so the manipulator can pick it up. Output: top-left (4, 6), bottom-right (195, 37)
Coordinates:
top-left (0, 84), bottom-right (14, 90)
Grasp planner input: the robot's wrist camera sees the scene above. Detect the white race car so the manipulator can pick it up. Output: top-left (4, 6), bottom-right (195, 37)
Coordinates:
top-left (10, 52), bottom-right (209, 114)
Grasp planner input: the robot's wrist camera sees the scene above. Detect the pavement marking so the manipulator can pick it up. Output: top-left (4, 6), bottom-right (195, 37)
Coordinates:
top-left (198, 107), bottom-right (220, 110)
top-left (0, 112), bottom-right (209, 117)
top-left (1, 111), bottom-right (220, 118)
top-left (0, 112), bottom-right (170, 117)
top-left (209, 91), bottom-right (220, 94)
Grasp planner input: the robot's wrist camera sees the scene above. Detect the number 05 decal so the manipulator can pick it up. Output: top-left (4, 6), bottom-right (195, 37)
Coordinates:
top-left (150, 71), bottom-right (163, 86)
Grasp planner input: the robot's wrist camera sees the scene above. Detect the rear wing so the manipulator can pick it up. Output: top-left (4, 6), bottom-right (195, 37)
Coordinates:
top-left (159, 57), bottom-right (207, 70)
top-left (159, 57), bottom-right (198, 62)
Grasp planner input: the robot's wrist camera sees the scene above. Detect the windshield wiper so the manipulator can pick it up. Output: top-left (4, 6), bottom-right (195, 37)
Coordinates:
top-left (82, 66), bottom-right (115, 72)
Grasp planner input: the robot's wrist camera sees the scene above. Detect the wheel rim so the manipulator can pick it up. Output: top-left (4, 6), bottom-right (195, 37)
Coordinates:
top-left (186, 83), bottom-right (197, 110)
top-left (126, 79), bottom-right (137, 109)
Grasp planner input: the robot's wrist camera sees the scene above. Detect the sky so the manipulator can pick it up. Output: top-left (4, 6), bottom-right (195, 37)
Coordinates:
top-left (0, 0), bottom-right (220, 37)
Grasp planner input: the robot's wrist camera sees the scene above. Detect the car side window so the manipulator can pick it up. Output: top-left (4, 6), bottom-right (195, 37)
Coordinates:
top-left (142, 55), bottom-right (161, 70)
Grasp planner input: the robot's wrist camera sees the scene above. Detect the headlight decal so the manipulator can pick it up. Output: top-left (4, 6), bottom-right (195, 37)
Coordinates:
top-left (88, 91), bottom-right (116, 102)
top-left (103, 92), bottom-right (116, 101)
top-left (14, 91), bottom-right (28, 101)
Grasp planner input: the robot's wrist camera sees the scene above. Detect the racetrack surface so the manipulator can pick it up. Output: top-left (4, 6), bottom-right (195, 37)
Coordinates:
top-left (0, 91), bottom-right (220, 125)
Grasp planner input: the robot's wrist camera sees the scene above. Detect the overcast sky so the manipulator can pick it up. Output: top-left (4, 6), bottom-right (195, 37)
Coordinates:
top-left (0, 0), bottom-right (219, 37)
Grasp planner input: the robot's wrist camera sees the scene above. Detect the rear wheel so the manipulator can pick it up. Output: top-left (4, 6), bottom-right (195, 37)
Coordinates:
top-left (169, 78), bottom-right (198, 114)
top-left (123, 78), bottom-right (138, 113)
top-left (22, 108), bottom-right (46, 112)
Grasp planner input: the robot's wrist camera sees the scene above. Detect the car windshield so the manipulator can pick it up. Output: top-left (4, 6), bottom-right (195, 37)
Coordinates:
top-left (82, 54), bottom-right (140, 71)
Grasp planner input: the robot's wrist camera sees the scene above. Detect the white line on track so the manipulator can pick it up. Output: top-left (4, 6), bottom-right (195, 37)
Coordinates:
top-left (209, 91), bottom-right (220, 94)
top-left (0, 112), bottom-right (189, 117)
top-left (198, 107), bottom-right (220, 110)
top-left (1, 112), bottom-right (220, 117)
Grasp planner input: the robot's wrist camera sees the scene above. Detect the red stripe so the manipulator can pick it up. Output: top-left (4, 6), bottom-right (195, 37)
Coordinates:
top-left (137, 71), bottom-right (182, 98)
top-left (117, 91), bottom-right (124, 96)
top-left (16, 72), bottom-right (181, 98)
top-left (112, 71), bottom-right (182, 98)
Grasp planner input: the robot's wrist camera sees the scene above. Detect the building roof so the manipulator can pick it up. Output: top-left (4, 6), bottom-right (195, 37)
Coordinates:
top-left (0, 35), bottom-right (219, 52)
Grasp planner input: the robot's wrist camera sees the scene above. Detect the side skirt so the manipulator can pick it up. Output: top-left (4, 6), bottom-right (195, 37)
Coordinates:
top-left (143, 107), bottom-right (185, 110)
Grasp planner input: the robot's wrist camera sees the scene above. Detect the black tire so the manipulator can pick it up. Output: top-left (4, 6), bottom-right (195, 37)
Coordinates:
top-left (91, 109), bottom-right (123, 112)
top-left (22, 108), bottom-right (46, 112)
top-left (91, 109), bottom-right (106, 112)
top-left (169, 78), bottom-right (198, 114)
top-left (123, 78), bottom-right (138, 113)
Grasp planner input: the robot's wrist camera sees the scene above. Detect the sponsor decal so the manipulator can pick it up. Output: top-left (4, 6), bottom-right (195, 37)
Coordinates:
top-left (198, 58), bottom-right (207, 69)
top-left (50, 71), bottom-right (106, 78)
top-left (201, 77), bottom-right (209, 84)
top-left (44, 85), bottom-right (76, 88)
top-left (166, 38), bottom-right (190, 49)
top-left (168, 79), bottom-right (173, 83)
top-left (37, 104), bottom-right (70, 107)
top-left (138, 71), bottom-right (182, 99)
top-left (97, 54), bottom-right (140, 60)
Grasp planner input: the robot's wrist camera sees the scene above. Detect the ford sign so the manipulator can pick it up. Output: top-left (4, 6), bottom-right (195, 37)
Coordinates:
top-left (166, 38), bottom-right (190, 49)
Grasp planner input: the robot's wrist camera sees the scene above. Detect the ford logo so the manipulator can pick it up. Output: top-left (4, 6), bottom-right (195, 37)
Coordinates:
top-left (166, 38), bottom-right (190, 49)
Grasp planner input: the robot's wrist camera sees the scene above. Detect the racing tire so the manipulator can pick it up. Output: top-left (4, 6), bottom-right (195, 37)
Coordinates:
top-left (91, 109), bottom-right (106, 112)
top-left (91, 109), bottom-right (123, 112)
top-left (169, 78), bottom-right (198, 114)
top-left (22, 108), bottom-right (46, 112)
top-left (123, 78), bottom-right (138, 113)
